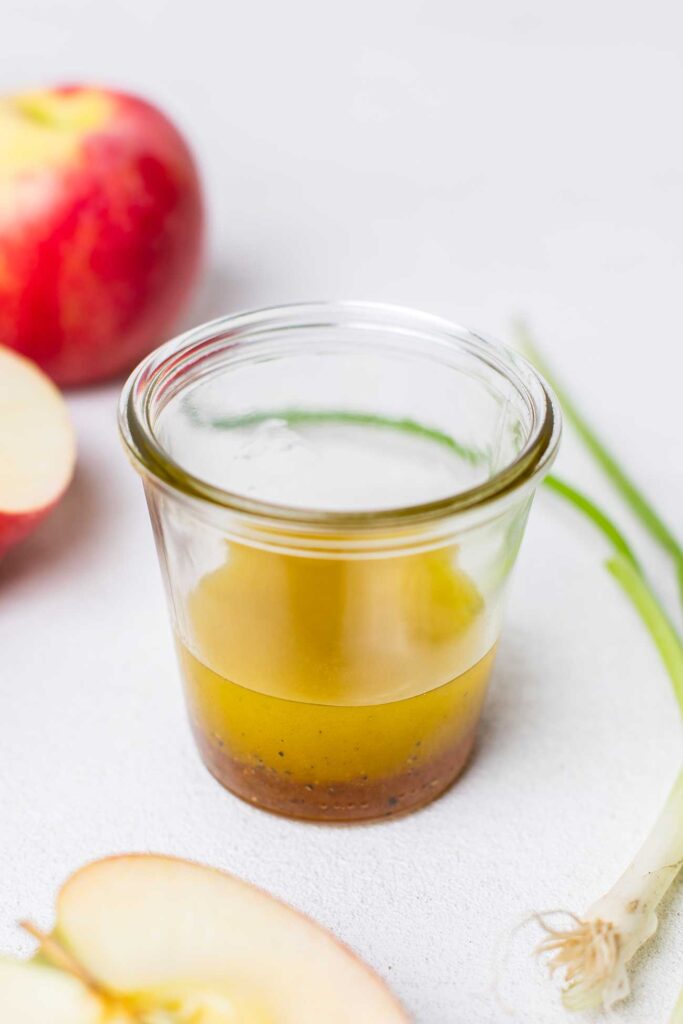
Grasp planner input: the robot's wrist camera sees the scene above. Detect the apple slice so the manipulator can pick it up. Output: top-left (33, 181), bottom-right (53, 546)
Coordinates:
top-left (2, 855), bottom-right (410, 1023)
top-left (0, 959), bottom-right (103, 1024)
top-left (0, 345), bottom-right (75, 556)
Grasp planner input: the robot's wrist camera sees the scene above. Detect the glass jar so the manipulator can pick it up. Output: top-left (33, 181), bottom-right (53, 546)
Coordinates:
top-left (119, 302), bottom-right (560, 822)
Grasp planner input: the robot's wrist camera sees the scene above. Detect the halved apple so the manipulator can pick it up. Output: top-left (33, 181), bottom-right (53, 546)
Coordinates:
top-left (0, 855), bottom-right (410, 1023)
top-left (0, 959), bottom-right (103, 1024)
top-left (0, 345), bottom-right (75, 556)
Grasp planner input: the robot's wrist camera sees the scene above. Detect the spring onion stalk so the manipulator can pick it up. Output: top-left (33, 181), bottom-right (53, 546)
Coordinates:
top-left (516, 321), bottom-right (683, 609)
top-left (607, 555), bottom-right (683, 715)
top-left (544, 476), bottom-right (641, 572)
top-left (539, 759), bottom-right (683, 1011)
top-left (537, 477), bottom-right (683, 1011)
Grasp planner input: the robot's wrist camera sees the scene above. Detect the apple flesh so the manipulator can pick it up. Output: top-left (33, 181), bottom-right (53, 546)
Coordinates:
top-left (0, 86), bottom-right (204, 386)
top-left (0, 346), bottom-right (75, 556)
top-left (0, 855), bottom-right (410, 1023)
top-left (0, 960), bottom-right (103, 1024)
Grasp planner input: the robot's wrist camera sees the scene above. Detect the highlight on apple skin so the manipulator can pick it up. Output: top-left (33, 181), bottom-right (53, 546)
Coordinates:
top-left (0, 85), bottom-right (204, 386)
top-left (0, 854), bottom-right (411, 1023)
top-left (0, 345), bottom-right (75, 557)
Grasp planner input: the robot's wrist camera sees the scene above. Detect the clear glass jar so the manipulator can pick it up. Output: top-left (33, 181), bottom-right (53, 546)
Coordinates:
top-left (119, 302), bottom-right (560, 822)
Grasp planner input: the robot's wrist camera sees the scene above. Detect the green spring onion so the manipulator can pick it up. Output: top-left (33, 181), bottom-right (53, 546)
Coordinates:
top-left (537, 480), bottom-right (683, 1010)
top-left (516, 320), bottom-right (683, 611)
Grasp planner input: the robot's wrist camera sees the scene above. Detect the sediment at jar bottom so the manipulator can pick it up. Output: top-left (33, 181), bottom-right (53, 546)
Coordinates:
top-left (193, 718), bottom-right (479, 821)
top-left (179, 643), bottom-right (496, 822)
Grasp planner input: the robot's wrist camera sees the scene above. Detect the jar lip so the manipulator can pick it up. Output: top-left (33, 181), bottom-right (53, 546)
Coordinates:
top-left (119, 300), bottom-right (561, 531)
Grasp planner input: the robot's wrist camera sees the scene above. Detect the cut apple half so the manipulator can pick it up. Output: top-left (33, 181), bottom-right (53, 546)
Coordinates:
top-left (0, 345), bottom-right (75, 556)
top-left (0, 959), bottom-right (103, 1024)
top-left (0, 854), bottom-right (410, 1023)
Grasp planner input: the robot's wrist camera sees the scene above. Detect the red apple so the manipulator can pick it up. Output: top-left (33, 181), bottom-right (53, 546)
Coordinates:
top-left (0, 85), bottom-right (204, 386)
top-left (0, 345), bottom-right (75, 555)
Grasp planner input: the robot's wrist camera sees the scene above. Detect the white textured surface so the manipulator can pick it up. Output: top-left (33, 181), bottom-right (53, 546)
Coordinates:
top-left (2, 3), bottom-right (683, 1021)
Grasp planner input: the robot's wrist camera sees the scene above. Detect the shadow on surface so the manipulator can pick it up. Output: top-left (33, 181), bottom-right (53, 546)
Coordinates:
top-left (475, 634), bottom-right (536, 760)
top-left (0, 460), bottom-right (104, 596)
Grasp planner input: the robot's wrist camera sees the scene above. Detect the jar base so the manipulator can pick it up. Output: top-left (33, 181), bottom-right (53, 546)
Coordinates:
top-left (193, 726), bottom-right (477, 822)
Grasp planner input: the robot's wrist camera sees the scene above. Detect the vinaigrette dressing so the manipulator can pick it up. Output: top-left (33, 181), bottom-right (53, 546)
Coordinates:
top-left (178, 539), bottom-right (495, 820)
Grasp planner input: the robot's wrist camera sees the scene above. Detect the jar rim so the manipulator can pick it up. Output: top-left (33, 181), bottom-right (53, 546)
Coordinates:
top-left (118, 300), bottom-right (561, 532)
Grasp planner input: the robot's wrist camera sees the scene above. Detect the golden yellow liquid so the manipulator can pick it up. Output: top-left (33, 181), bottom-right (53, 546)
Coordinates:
top-left (179, 541), bottom-right (496, 820)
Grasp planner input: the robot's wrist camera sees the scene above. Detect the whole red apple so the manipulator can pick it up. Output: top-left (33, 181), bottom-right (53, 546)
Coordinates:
top-left (0, 86), bottom-right (204, 386)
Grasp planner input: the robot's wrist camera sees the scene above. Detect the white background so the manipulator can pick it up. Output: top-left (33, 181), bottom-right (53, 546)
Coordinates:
top-left (2, 3), bottom-right (683, 1022)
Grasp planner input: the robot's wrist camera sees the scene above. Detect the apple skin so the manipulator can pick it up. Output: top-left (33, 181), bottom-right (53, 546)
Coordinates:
top-left (0, 85), bottom-right (204, 386)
